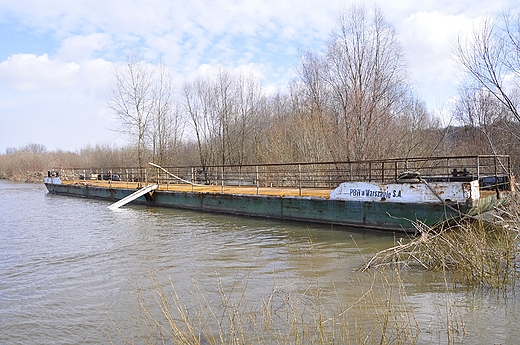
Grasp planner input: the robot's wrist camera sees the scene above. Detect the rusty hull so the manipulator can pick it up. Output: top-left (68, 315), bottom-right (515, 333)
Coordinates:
top-left (43, 181), bottom-right (487, 232)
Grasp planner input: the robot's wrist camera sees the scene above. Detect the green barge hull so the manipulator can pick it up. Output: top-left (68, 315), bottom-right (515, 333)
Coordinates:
top-left (44, 155), bottom-right (514, 232)
top-left (44, 182), bottom-right (495, 232)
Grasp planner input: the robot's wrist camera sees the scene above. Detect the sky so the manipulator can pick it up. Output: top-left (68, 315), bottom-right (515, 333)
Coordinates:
top-left (0, 0), bottom-right (516, 153)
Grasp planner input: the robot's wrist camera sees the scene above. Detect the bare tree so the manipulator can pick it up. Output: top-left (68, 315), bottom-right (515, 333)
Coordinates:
top-left (182, 76), bottom-right (217, 172)
top-left (227, 73), bottom-right (262, 164)
top-left (453, 86), bottom-right (520, 156)
top-left (456, 14), bottom-right (520, 123)
top-left (107, 53), bottom-right (155, 169)
top-left (317, 4), bottom-right (409, 160)
top-left (214, 66), bottom-right (233, 166)
top-left (454, 12), bottom-right (520, 167)
top-left (254, 92), bottom-right (292, 163)
top-left (149, 61), bottom-right (185, 166)
top-left (392, 95), bottom-right (441, 157)
top-left (182, 66), bottom-right (265, 167)
top-left (293, 51), bottom-right (334, 161)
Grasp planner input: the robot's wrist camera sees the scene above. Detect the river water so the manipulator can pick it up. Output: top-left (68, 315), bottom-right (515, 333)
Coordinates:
top-left (0, 180), bottom-right (519, 344)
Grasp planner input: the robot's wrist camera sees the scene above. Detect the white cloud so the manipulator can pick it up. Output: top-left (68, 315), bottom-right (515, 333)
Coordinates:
top-left (57, 33), bottom-right (112, 61)
top-left (0, 52), bottom-right (117, 151)
top-left (0, 53), bottom-right (112, 93)
top-left (394, 9), bottom-right (490, 110)
top-left (0, 54), bottom-right (76, 91)
top-left (400, 11), bottom-right (471, 77)
top-left (0, 0), bottom-right (519, 151)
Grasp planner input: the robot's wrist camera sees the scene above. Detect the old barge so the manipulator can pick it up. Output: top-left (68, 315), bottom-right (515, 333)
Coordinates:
top-left (44, 155), bottom-right (514, 231)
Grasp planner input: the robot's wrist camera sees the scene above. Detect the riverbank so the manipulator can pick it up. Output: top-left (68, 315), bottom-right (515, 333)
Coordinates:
top-left (0, 171), bottom-right (45, 183)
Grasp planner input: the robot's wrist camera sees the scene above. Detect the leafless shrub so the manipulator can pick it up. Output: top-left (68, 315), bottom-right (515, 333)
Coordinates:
top-left (361, 201), bottom-right (520, 289)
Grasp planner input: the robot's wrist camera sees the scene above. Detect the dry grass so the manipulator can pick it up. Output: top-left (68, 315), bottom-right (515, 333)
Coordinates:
top-left (107, 197), bottom-right (520, 344)
top-left (361, 199), bottom-right (520, 290)
top-left (107, 267), bottom-right (420, 345)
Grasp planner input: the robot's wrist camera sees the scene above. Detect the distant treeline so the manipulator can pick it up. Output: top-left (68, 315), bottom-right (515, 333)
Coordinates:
top-left (1, 124), bottom-right (518, 183)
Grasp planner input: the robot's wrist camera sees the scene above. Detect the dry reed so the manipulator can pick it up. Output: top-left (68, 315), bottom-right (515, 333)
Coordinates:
top-left (107, 197), bottom-right (520, 344)
top-left (106, 266), bottom-right (420, 345)
top-left (361, 200), bottom-right (520, 290)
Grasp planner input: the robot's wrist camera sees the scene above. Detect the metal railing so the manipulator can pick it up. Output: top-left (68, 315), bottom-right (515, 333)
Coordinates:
top-left (51, 155), bottom-right (513, 193)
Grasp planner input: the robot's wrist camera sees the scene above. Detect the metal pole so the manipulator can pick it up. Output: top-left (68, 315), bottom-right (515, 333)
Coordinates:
top-left (494, 156), bottom-right (500, 199)
top-left (221, 165), bottom-right (224, 193)
top-left (476, 156), bottom-right (480, 181)
top-left (256, 165), bottom-right (259, 195)
top-left (298, 164), bottom-right (302, 196)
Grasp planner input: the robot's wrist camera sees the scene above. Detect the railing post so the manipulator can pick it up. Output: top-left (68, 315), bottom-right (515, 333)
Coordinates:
top-left (298, 164), bottom-right (302, 196)
top-left (494, 155), bottom-right (500, 199)
top-left (191, 167), bottom-right (195, 192)
top-left (328, 163), bottom-right (332, 188)
top-left (476, 156), bottom-right (480, 181)
top-left (256, 165), bottom-right (259, 195)
top-left (221, 165), bottom-right (225, 193)
top-left (166, 168), bottom-right (170, 191)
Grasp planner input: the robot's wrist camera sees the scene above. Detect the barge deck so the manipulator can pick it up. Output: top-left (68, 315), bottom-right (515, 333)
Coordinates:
top-left (44, 155), bottom-right (515, 232)
top-left (60, 180), bottom-right (333, 198)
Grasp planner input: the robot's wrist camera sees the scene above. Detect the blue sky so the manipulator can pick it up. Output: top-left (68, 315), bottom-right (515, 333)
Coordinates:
top-left (0, 0), bottom-right (515, 153)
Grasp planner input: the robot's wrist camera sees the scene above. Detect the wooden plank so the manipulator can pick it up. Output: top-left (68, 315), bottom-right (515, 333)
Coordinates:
top-left (63, 180), bottom-right (332, 198)
top-left (107, 184), bottom-right (158, 210)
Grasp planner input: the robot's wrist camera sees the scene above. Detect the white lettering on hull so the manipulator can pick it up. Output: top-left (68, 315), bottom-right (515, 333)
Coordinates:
top-left (329, 181), bottom-right (479, 204)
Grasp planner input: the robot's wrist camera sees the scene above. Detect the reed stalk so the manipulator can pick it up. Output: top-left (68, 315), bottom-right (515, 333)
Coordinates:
top-left (361, 198), bottom-right (520, 290)
top-left (108, 266), bottom-right (420, 345)
top-left (108, 197), bottom-right (520, 344)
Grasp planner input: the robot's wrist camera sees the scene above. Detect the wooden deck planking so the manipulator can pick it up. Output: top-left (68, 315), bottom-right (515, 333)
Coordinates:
top-left (62, 180), bottom-right (333, 198)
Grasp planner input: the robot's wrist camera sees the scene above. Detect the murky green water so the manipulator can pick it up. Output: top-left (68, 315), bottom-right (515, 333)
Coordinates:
top-left (0, 180), bottom-right (518, 344)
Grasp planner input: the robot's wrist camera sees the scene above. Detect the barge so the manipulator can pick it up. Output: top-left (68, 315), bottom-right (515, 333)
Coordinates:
top-left (44, 155), bottom-right (514, 232)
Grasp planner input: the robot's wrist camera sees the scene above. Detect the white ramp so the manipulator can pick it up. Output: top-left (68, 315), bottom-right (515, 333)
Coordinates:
top-left (108, 184), bottom-right (159, 210)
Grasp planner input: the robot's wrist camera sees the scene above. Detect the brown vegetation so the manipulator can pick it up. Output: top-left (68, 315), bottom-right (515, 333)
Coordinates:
top-left (105, 197), bottom-right (520, 345)
top-left (361, 202), bottom-right (520, 289)
top-left (107, 268), bottom-right (421, 345)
